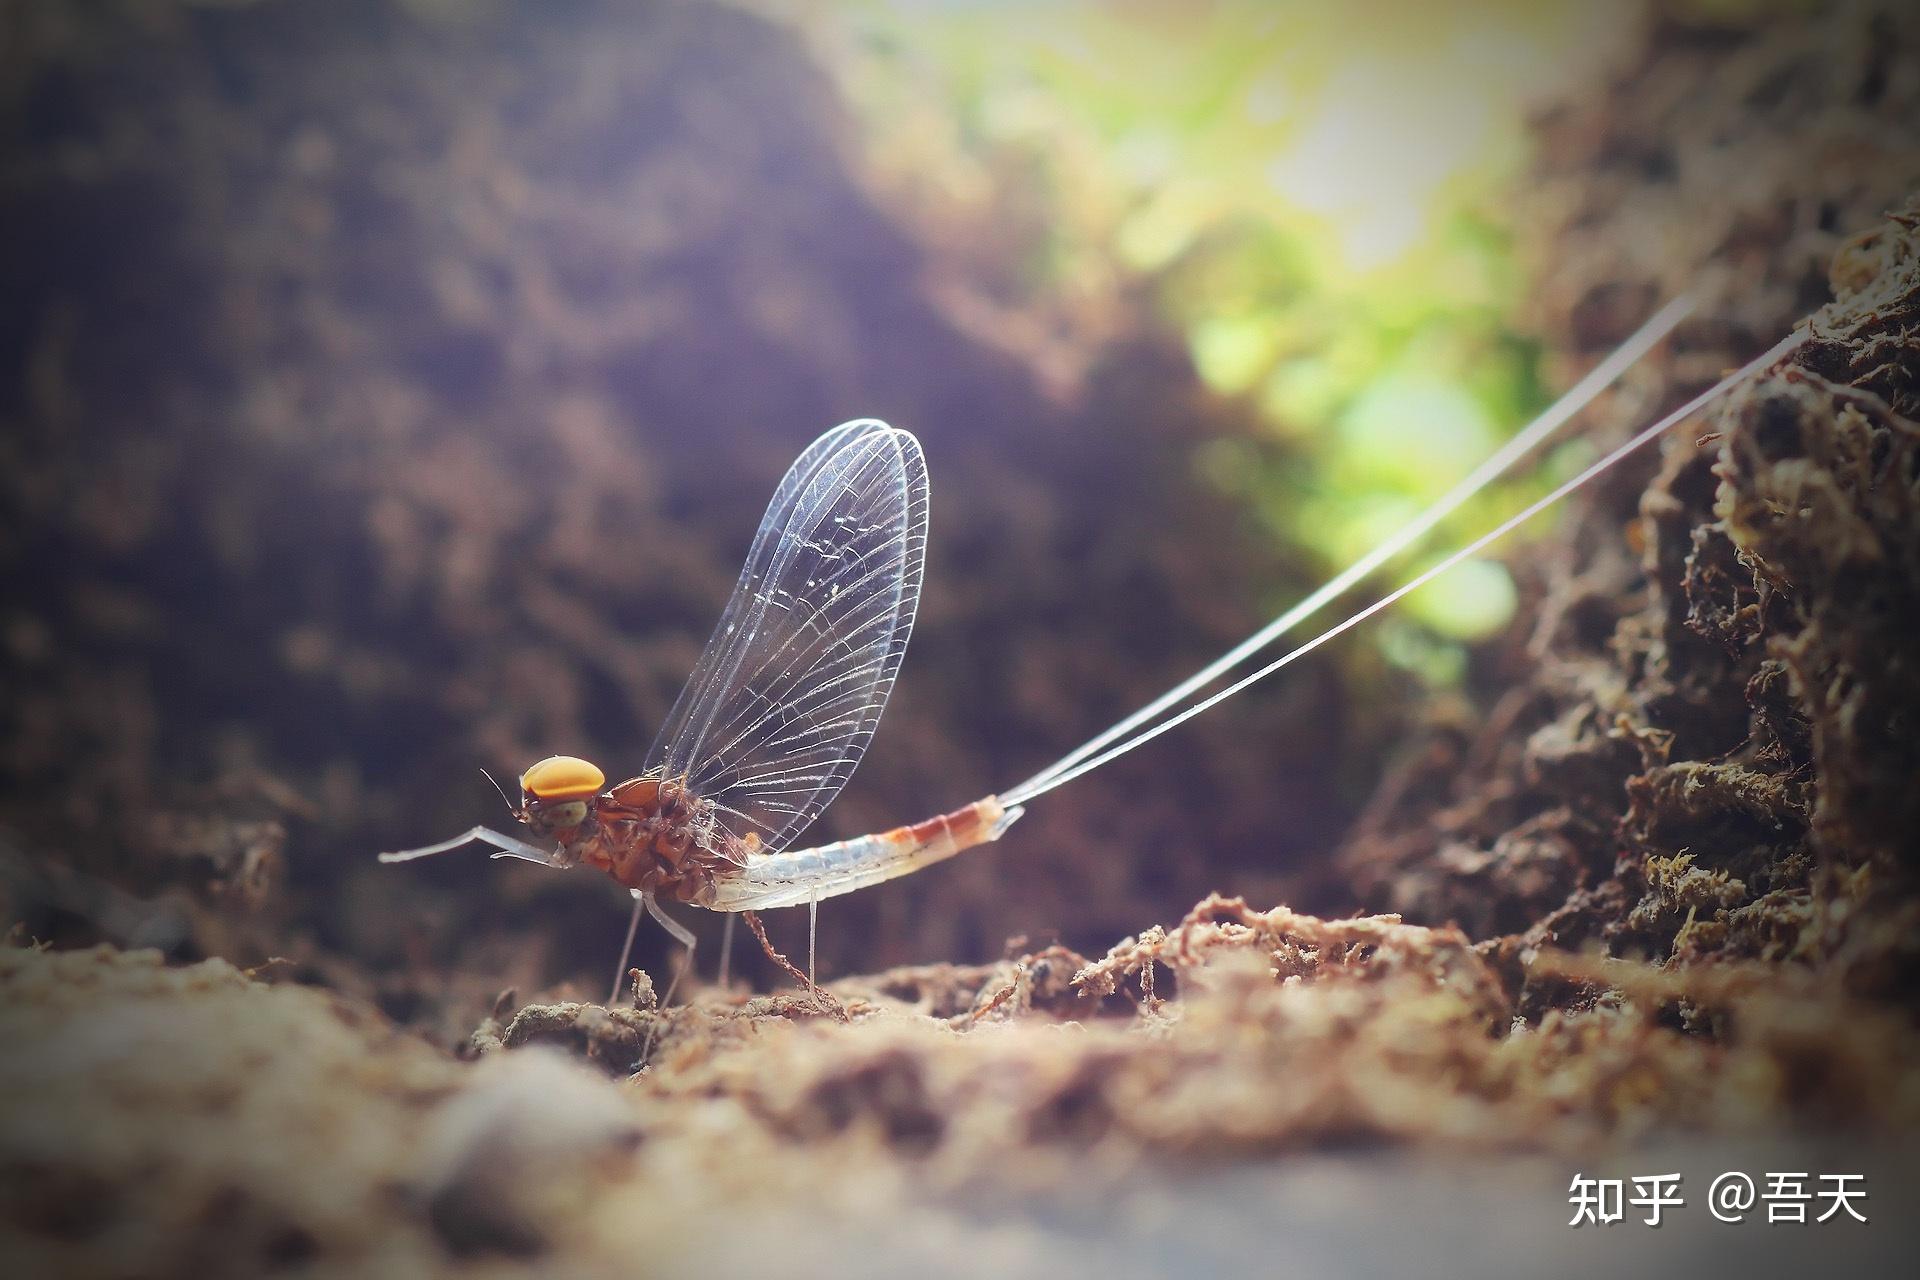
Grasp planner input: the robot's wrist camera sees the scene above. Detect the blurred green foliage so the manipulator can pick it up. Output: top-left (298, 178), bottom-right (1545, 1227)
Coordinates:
top-left (769, 0), bottom-right (1633, 676)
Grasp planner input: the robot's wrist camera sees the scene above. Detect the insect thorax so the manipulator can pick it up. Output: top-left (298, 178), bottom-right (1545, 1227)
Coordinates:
top-left (575, 778), bottom-right (748, 906)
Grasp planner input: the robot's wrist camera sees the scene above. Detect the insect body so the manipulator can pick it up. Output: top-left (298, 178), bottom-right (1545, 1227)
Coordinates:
top-left (381, 420), bottom-right (1024, 991)
top-left (499, 751), bottom-right (1018, 911)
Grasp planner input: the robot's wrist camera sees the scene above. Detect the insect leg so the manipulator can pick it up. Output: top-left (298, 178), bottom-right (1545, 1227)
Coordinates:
top-left (644, 894), bottom-right (698, 1012)
top-left (378, 825), bottom-right (554, 866)
top-left (630, 895), bottom-right (701, 1066)
top-left (609, 895), bottom-right (645, 1007)
top-left (808, 895), bottom-right (819, 988)
top-left (717, 912), bottom-right (736, 990)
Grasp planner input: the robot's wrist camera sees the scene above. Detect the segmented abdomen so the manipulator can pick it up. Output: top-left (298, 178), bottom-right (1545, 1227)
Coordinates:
top-left (706, 796), bottom-right (1024, 911)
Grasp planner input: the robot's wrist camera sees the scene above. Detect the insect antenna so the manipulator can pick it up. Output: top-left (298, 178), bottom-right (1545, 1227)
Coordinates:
top-left (479, 767), bottom-right (517, 816)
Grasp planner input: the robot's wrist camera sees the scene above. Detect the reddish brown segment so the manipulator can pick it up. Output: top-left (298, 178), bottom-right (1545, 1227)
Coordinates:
top-left (884, 801), bottom-right (986, 849)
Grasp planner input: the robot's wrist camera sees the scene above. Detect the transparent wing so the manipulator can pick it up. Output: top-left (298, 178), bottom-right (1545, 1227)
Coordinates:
top-left (644, 421), bottom-right (928, 856)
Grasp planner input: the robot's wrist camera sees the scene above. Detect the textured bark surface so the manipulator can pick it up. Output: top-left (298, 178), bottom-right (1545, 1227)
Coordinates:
top-left (1337, 4), bottom-right (1920, 1018)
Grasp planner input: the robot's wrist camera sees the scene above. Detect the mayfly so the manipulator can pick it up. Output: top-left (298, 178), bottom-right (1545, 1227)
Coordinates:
top-left (382, 421), bottom-right (1020, 999)
top-left (383, 303), bottom-right (1810, 1004)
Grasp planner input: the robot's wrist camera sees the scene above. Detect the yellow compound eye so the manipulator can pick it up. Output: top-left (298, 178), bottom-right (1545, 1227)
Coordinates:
top-left (520, 755), bottom-right (606, 802)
